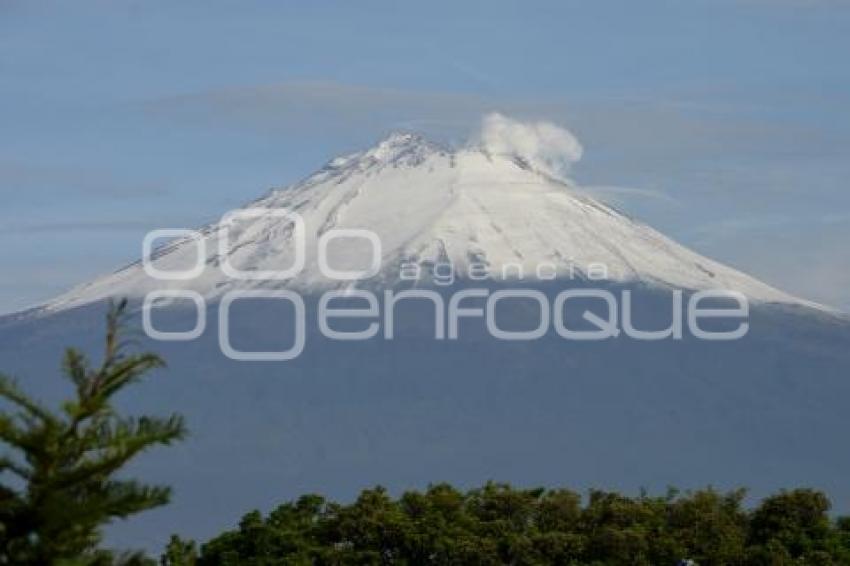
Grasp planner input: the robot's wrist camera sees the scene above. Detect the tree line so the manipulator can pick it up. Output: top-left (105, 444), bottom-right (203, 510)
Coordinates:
top-left (162, 483), bottom-right (850, 565)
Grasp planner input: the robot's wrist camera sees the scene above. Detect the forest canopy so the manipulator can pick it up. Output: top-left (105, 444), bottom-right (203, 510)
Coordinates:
top-left (164, 482), bottom-right (850, 566)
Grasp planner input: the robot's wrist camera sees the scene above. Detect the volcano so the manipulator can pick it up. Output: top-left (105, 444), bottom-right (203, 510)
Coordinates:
top-left (34, 131), bottom-right (818, 312)
top-left (1, 129), bottom-right (848, 550)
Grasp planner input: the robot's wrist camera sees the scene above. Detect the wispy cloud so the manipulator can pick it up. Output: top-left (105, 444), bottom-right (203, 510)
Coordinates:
top-left (689, 215), bottom-right (798, 246)
top-left (145, 80), bottom-right (494, 140)
top-left (689, 213), bottom-right (850, 247)
top-left (474, 113), bottom-right (584, 179)
top-left (0, 160), bottom-right (170, 201)
top-left (143, 80), bottom-right (848, 169)
top-left (688, 214), bottom-right (850, 310)
top-left (578, 185), bottom-right (678, 205)
top-left (0, 220), bottom-right (180, 235)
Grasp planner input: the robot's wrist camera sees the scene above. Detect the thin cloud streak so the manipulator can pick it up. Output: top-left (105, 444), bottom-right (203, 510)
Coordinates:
top-left (0, 219), bottom-right (194, 235)
top-left (580, 185), bottom-right (678, 205)
top-left (0, 160), bottom-right (171, 201)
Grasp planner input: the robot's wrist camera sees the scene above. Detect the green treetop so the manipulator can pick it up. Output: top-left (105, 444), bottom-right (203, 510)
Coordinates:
top-left (0, 300), bottom-right (186, 565)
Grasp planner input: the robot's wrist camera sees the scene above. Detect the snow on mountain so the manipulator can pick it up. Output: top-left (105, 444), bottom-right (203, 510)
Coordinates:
top-left (40, 128), bottom-right (817, 314)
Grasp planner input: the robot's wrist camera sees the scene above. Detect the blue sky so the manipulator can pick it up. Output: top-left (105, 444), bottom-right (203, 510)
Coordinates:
top-left (1, 0), bottom-right (849, 313)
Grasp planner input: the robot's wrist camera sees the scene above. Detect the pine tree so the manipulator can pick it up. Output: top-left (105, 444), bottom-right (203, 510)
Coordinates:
top-left (160, 535), bottom-right (197, 566)
top-left (0, 299), bottom-right (186, 565)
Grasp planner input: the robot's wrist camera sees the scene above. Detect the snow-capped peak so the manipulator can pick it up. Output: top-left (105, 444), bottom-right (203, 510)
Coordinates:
top-left (368, 132), bottom-right (439, 160)
top-left (322, 132), bottom-right (445, 174)
top-left (38, 129), bottom-right (823, 314)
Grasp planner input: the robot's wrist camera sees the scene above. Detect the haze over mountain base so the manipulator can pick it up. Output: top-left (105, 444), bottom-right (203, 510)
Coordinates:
top-left (2, 281), bottom-right (848, 551)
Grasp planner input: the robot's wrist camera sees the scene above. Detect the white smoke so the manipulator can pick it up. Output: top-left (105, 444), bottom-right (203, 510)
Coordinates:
top-left (476, 113), bottom-right (583, 180)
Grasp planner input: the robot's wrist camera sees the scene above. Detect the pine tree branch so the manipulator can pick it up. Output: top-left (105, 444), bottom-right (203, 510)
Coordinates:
top-left (62, 348), bottom-right (92, 398)
top-left (0, 375), bottom-right (58, 426)
top-left (53, 415), bottom-right (186, 490)
top-left (95, 354), bottom-right (165, 403)
top-left (98, 479), bottom-right (173, 517)
top-left (0, 453), bottom-right (30, 480)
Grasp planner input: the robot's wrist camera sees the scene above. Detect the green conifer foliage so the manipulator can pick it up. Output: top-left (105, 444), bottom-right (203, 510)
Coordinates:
top-left (0, 300), bottom-right (186, 565)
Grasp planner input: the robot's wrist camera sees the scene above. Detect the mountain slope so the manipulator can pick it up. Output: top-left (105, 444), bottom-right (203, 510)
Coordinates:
top-left (40, 132), bottom-right (815, 315)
